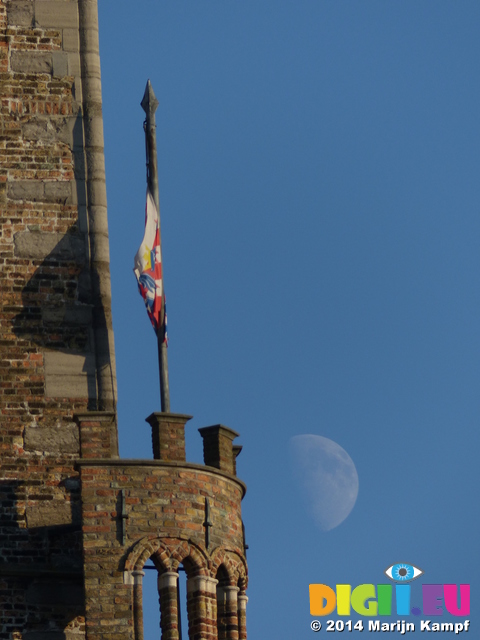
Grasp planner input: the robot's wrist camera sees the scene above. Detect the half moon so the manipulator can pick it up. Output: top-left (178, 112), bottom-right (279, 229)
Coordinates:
top-left (289, 434), bottom-right (359, 531)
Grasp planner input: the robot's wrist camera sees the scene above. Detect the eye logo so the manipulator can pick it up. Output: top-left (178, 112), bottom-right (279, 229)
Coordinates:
top-left (385, 562), bottom-right (423, 582)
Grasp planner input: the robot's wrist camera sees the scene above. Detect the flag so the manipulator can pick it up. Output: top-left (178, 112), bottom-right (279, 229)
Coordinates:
top-left (134, 190), bottom-right (167, 342)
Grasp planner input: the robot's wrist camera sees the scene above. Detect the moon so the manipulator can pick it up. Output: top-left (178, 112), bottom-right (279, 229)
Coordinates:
top-left (289, 435), bottom-right (359, 531)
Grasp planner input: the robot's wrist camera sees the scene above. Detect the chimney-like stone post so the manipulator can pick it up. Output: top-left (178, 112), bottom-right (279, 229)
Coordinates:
top-left (198, 425), bottom-right (240, 475)
top-left (145, 413), bottom-right (192, 461)
top-left (74, 411), bottom-right (118, 458)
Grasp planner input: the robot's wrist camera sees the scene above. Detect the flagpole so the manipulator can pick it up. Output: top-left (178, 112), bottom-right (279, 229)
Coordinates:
top-left (141, 80), bottom-right (170, 413)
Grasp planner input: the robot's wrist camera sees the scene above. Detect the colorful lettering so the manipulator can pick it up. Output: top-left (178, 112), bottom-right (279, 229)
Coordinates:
top-left (377, 584), bottom-right (392, 615)
top-left (351, 584), bottom-right (377, 616)
top-left (422, 584), bottom-right (443, 616)
top-left (444, 584), bottom-right (470, 616)
top-left (309, 584), bottom-right (336, 616)
top-left (395, 584), bottom-right (410, 615)
top-left (336, 584), bottom-right (351, 616)
top-left (309, 580), bottom-right (471, 618)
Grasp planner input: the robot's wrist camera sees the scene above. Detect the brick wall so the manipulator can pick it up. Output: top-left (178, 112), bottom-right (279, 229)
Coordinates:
top-left (0, 2), bottom-right (249, 638)
top-left (0, 1), bottom-right (115, 637)
top-left (79, 460), bottom-right (247, 640)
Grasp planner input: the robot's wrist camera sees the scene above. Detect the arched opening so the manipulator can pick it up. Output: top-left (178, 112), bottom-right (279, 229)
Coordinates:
top-left (135, 562), bottom-right (231, 640)
top-left (177, 563), bottom-right (188, 639)
top-left (136, 557), bottom-right (181, 640)
top-left (142, 559), bottom-right (161, 638)
top-left (216, 565), bottom-right (231, 640)
top-left (128, 540), bottom-right (212, 640)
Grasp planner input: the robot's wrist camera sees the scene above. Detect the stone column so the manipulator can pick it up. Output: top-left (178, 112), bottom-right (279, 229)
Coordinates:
top-left (187, 575), bottom-right (218, 640)
top-left (237, 594), bottom-right (248, 640)
top-left (132, 570), bottom-right (145, 640)
top-left (78, 0), bottom-right (118, 414)
top-left (158, 571), bottom-right (180, 640)
top-left (217, 585), bottom-right (239, 640)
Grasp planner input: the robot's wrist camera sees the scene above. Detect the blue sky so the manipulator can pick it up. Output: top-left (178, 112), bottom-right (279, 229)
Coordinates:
top-left (98, 2), bottom-right (479, 637)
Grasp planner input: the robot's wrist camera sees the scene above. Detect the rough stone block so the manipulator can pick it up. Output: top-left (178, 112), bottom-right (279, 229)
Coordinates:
top-left (8, 179), bottom-right (74, 204)
top-left (52, 50), bottom-right (69, 78)
top-left (10, 51), bottom-right (52, 74)
top-left (67, 53), bottom-right (81, 78)
top-left (44, 350), bottom-right (95, 399)
top-left (57, 116), bottom-right (78, 146)
top-left (45, 373), bottom-right (88, 399)
top-left (26, 501), bottom-right (73, 528)
top-left (44, 180), bottom-right (72, 202)
top-left (22, 116), bottom-right (76, 147)
top-left (7, 180), bottom-right (44, 202)
top-left (42, 303), bottom-right (92, 326)
top-left (7, 0), bottom-right (34, 26)
top-left (24, 425), bottom-right (80, 454)
top-left (62, 27), bottom-right (80, 52)
top-left (14, 230), bottom-right (86, 263)
top-left (35, 0), bottom-right (79, 29)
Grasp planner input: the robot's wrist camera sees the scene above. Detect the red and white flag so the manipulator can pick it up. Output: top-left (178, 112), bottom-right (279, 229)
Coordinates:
top-left (133, 190), bottom-right (167, 342)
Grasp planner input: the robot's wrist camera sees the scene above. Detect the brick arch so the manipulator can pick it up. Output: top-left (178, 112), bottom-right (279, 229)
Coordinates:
top-left (164, 539), bottom-right (208, 577)
top-left (124, 536), bottom-right (209, 577)
top-left (211, 547), bottom-right (248, 587)
top-left (124, 536), bottom-right (168, 572)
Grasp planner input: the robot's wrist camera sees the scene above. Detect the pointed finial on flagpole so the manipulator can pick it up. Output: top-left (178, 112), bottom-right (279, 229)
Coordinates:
top-left (141, 79), bottom-right (159, 116)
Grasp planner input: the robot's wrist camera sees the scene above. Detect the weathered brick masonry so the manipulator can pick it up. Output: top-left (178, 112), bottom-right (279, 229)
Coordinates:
top-left (0, 1), bottom-right (248, 638)
top-left (77, 415), bottom-right (248, 640)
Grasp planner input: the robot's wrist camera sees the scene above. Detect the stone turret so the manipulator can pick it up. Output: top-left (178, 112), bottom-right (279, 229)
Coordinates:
top-left (78, 415), bottom-right (248, 639)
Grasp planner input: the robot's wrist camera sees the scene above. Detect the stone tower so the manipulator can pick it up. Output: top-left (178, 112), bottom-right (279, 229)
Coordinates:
top-left (0, 1), bottom-right (248, 638)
